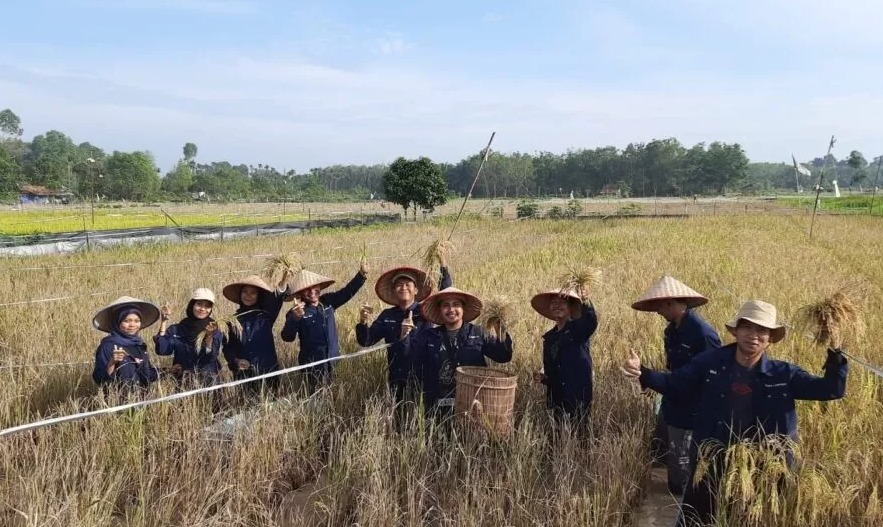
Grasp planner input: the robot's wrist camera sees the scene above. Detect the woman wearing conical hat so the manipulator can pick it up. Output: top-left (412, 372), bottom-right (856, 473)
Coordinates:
top-left (408, 287), bottom-right (513, 413)
top-left (631, 275), bottom-right (721, 495)
top-left (154, 288), bottom-right (223, 386)
top-left (355, 256), bottom-right (452, 402)
top-left (280, 261), bottom-right (368, 393)
top-left (221, 274), bottom-right (289, 388)
top-left (623, 299), bottom-right (849, 526)
top-left (530, 285), bottom-right (598, 424)
top-left (92, 296), bottom-right (161, 393)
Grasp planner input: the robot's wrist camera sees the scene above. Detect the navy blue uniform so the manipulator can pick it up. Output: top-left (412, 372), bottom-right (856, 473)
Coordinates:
top-left (154, 325), bottom-right (223, 383)
top-left (93, 334), bottom-right (158, 390)
top-left (540, 301), bottom-right (598, 419)
top-left (223, 290), bottom-right (287, 380)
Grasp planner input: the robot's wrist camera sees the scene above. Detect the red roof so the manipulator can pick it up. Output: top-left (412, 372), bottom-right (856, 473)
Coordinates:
top-left (20, 185), bottom-right (68, 197)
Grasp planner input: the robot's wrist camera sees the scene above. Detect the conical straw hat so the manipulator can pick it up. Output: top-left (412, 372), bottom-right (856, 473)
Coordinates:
top-left (631, 275), bottom-right (708, 312)
top-left (92, 296), bottom-right (160, 333)
top-left (374, 266), bottom-right (430, 306)
top-left (288, 269), bottom-right (336, 299)
top-left (531, 289), bottom-right (583, 321)
top-left (222, 275), bottom-right (273, 303)
top-left (421, 287), bottom-right (483, 326)
top-left (725, 299), bottom-right (786, 343)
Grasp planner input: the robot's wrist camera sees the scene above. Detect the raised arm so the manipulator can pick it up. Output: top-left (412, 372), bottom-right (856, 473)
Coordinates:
top-left (438, 266), bottom-right (453, 290)
top-left (789, 349), bottom-right (849, 401)
top-left (481, 328), bottom-right (513, 364)
top-left (638, 353), bottom-right (708, 399)
top-left (569, 301), bottom-right (598, 341)
top-left (321, 270), bottom-right (367, 309)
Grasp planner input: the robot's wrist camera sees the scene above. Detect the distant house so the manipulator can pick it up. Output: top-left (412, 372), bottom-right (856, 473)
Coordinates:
top-left (598, 184), bottom-right (621, 198)
top-left (19, 185), bottom-right (73, 205)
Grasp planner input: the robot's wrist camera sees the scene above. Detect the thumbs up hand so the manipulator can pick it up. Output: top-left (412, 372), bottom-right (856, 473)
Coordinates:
top-left (111, 346), bottom-right (127, 365)
top-left (359, 303), bottom-right (374, 324)
top-left (400, 310), bottom-right (415, 339)
top-left (620, 350), bottom-right (642, 379)
top-left (290, 298), bottom-right (305, 320)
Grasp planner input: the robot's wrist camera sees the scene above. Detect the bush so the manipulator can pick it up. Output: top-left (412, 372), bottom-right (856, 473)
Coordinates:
top-left (565, 199), bottom-right (582, 218)
top-left (516, 199), bottom-right (539, 219)
top-left (489, 205), bottom-right (503, 218)
top-left (546, 206), bottom-right (564, 219)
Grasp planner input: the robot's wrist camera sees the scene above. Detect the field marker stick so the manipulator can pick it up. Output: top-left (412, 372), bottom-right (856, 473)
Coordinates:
top-left (870, 156), bottom-right (882, 213)
top-left (809, 135), bottom-right (836, 239)
top-left (447, 132), bottom-right (496, 241)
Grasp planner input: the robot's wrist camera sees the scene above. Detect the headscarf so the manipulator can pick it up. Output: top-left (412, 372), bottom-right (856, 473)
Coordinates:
top-left (106, 306), bottom-right (147, 348)
top-left (177, 299), bottom-right (214, 344)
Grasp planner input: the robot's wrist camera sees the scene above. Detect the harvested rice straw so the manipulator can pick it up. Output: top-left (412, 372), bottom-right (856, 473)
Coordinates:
top-left (477, 296), bottom-right (515, 338)
top-left (197, 311), bottom-right (252, 348)
top-left (358, 241), bottom-right (368, 270)
top-left (419, 236), bottom-right (455, 287)
top-left (794, 283), bottom-right (868, 349)
top-left (558, 266), bottom-right (603, 296)
top-left (264, 253), bottom-right (301, 288)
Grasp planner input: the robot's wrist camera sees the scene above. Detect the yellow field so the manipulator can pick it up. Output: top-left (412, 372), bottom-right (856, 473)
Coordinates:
top-left (0, 212), bottom-right (880, 526)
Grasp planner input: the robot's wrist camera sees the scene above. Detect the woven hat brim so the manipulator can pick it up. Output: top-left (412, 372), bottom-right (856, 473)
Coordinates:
top-left (222, 277), bottom-right (273, 303)
top-left (421, 290), bottom-right (483, 326)
top-left (374, 267), bottom-right (430, 306)
top-left (289, 279), bottom-right (336, 299)
top-left (631, 296), bottom-right (708, 312)
top-left (531, 290), bottom-right (582, 320)
top-left (725, 317), bottom-right (786, 343)
top-left (92, 299), bottom-right (160, 333)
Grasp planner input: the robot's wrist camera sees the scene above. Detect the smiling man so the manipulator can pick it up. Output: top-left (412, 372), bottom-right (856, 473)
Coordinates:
top-left (621, 299), bottom-right (849, 526)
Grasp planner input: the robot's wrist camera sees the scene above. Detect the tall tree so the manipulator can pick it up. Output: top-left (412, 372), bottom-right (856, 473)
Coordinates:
top-left (162, 160), bottom-right (194, 195)
top-left (105, 151), bottom-right (160, 200)
top-left (382, 157), bottom-right (448, 216)
top-left (0, 109), bottom-right (23, 138)
top-left (847, 150), bottom-right (868, 189)
top-left (27, 130), bottom-right (77, 188)
top-left (183, 142), bottom-right (198, 161)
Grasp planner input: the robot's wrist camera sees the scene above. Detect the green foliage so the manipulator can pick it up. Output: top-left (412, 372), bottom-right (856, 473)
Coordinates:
top-left (27, 130), bottom-right (77, 188)
top-left (0, 109), bottom-right (23, 137)
top-left (565, 199), bottom-right (582, 218)
top-left (162, 160), bottom-right (194, 195)
top-left (382, 156), bottom-right (448, 213)
top-left (183, 142), bottom-right (198, 161)
top-left (105, 151), bottom-right (160, 200)
top-left (516, 199), bottom-right (538, 218)
top-left (546, 205), bottom-right (564, 219)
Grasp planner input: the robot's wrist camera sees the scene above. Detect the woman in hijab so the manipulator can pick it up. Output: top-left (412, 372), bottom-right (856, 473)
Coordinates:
top-left (92, 296), bottom-right (161, 393)
top-left (155, 288), bottom-right (223, 386)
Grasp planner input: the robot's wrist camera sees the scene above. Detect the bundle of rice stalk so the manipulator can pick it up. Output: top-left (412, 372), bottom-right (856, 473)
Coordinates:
top-left (476, 296), bottom-right (515, 337)
top-left (264, 253), bottom-right (301, 288)
top-left (358, 241), bottom-right (368, 270)
top-left (419, 236), bottom-right (456, 286)
top-left (558, 266), bottom-right (603, 296)
top-left (795, 283), bottom-right (868, 349)
top-left (197, 310), bottom-right (253, 348)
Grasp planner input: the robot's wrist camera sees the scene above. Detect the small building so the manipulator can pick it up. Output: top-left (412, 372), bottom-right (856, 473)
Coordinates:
top-left (19, 185), bottom-right (73, 205)
top-left (598, 184), bottom-right (621, 198)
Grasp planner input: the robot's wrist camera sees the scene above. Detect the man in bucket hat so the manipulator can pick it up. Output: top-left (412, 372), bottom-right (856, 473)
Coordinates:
top-left (622, 299), bottom-right (849, 526)
top-left (355, 258), bottom-right (452, 403)
top-left (632, 275), bottom-right (721, 495)
top-left (281, 262), bottom-right (368, 393)
top-left (407, 287), bottom-right (513, 414)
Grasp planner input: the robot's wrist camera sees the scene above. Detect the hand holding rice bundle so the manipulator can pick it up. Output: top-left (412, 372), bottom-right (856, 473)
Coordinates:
top-left (795, 283), bottom-right (868, 350)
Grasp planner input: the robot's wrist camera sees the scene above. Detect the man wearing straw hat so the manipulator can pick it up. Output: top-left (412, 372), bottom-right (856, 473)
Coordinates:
top-left (530, 285), bottom-right (598, 425)
top-left (631, 275), bottom-right (721, 495)
top-left (408, 286), bottom-right (513, 414)
top-left (92, 296), bottom-right (161, 393)
top-left (622, 299), bottom-right (849, 526)
top-left (281, 262), bottom-right (368, 393)
top-left (356, 259), bottom-right (452, 402)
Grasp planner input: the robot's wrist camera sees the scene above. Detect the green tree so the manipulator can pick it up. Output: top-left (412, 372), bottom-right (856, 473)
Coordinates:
top-left (105, 151), bottom-right (160, 200)
top-left (0, 109), bottom-right (23, 137)
top-left (162, 160), bottom-right (194, 195)
top-left (382, 157), bottom-right (448, 217)
top-left (27, 130), bottom-right (78, 188)
top-left (847, 150), bottom-right (868, 189)
top-left (183, 142), bottom-right (198, 161)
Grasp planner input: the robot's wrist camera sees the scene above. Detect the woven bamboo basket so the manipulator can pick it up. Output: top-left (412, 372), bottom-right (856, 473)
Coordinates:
top-left (455, 366), bottom-right (518, 437)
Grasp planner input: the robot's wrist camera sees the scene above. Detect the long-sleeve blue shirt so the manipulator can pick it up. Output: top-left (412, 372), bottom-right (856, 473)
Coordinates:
top-left (409, 322), bottom-right (513, 409)
top-left (640, 343), bottom-right (848, 446)
top-left (355, 266), bottom-right (452, 385)
top-left (281, 271), bottom-right (366, 367)
top-left (541, 301), bottom-right (598, 414)
top-left (660, 309), bottom-right (722, 429)
top-left (92, 336), bottom-right (159, 387)
top-left (223, 290), bottom-right (287, 374)
top-left (154, 325), bottom-right (223, 375)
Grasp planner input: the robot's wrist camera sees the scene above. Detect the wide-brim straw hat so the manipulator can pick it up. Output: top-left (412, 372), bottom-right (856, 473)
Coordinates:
top-left (631, 275), bottom-right (709, 312)
top-left (725, 299), bottom-right (786, 343)
top-left (287, 269), bottom-right (336, 299)
top-left (92, 296), bottom-right (160, 333)
top-left (190, 287), bottom-right (216, 304)
top-left (222, 275), bottom-right (273, 303)
top-left (421, 287), bottom-right (483, 326)
top-left (531, 289), bottom-right (583, 321)
top-left (375, 266), bottom-right (430, 305)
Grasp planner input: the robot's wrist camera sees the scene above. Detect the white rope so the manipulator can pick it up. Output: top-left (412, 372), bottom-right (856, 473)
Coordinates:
top-left (0, 361), bottom-right (92, 370)
top-left (0, 342), bottom-right (390, 438)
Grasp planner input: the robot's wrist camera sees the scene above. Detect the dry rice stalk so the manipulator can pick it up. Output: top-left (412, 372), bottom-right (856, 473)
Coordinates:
top-left (419, 236), bottom-right (456, 287)
top-left (197, 310), bottom-right (252, 348)
top-left (477, 296), bottom-right (515, 337)
top-left (558, 266), bottom-right (603, 296)
top-left (264, 253), bottom-right (302, 288)
top-left (795, 282), bottom-right (868, 348)
top-left (358, 241), bottom-right (368, 270)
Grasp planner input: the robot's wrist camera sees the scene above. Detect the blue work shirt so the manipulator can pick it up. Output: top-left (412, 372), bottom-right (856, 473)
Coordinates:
top-left (640, 343), bottom-right (848, 446)
top-left (541, 302), bottom-right (598, 415)
top-left (661, 309), bottom-right (722, 429)
top-left (93, 336), bottom-right (159, 387)
top-left (281, 271), bottom-right (366, 369)
top-left (355, 266), bottom-right (452, 385)
top-left (223, 290), bottom-right (287, 375)
top-left (409, 322), bottom-right (513, 409)
top-left (154, 324), bottom-right (223, 375)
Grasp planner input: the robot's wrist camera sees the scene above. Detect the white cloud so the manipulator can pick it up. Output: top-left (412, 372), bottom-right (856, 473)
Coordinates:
top-left (374, 33), bottom-right (409, 56)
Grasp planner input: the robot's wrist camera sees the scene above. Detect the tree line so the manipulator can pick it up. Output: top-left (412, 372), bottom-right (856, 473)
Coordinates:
top-left (1, 108), bottom-right (879, 203)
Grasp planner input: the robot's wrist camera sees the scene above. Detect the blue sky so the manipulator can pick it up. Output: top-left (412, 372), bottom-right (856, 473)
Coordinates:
top-left (1, 0), bottom-right (881, 171)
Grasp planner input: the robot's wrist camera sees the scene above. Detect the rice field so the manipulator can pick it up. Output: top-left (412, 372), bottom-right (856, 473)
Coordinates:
top-left (0, 210), bottom-right (880, 526)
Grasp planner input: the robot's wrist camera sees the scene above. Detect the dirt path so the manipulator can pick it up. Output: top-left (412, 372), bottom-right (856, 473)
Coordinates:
top-left (634, 467), bottom-right (681, 527)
